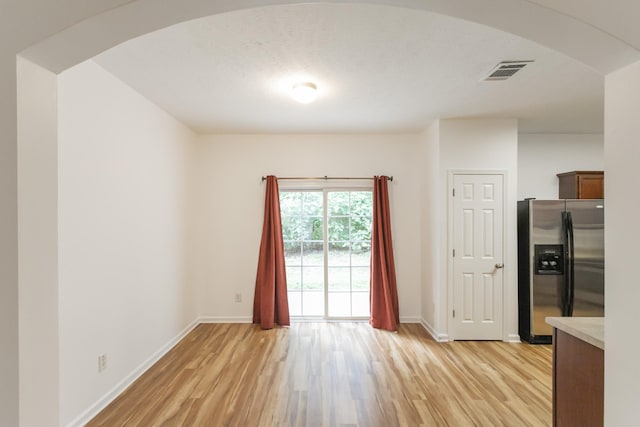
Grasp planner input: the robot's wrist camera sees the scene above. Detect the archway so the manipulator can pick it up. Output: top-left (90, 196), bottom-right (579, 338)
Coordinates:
top-left (12, 1), bottom-right (640, 426)
top-left (20, 0), bottom-right (640, 74)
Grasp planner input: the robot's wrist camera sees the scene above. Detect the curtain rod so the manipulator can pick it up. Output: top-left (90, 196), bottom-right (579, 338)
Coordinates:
top-left (261, 175), bottom-right (393, 182)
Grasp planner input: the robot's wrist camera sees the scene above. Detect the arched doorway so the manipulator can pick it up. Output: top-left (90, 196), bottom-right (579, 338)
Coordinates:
top-left (12, 1), bottom-right (640, 426)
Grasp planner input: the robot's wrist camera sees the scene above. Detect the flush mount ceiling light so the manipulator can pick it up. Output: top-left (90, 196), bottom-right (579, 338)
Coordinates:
top-left (291, 82), bottom-right (318, 104)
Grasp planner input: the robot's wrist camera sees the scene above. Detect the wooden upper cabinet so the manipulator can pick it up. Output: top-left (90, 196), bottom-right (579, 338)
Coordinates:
top-left (557, 171), bottom-right (604, 199)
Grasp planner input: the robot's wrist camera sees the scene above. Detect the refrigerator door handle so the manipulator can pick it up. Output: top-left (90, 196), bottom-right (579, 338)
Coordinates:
top-left (566, 211), bottom-right (575, 316)
top-left (561, 212), bottom-right (571, 316)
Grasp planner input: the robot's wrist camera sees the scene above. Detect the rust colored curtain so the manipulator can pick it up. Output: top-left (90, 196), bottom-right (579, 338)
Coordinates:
top-left (370, 176), bottom-right (399, 332)
top-left (253, 176), bottom-right (290, 329)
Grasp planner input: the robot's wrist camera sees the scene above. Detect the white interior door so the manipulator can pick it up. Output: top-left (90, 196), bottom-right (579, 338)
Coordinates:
top-left (452, 173), bottom-right (504, 340)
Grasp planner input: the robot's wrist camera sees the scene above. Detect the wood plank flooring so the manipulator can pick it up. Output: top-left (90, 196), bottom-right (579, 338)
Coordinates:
top-left (87, 323), bottom-right (552, 426)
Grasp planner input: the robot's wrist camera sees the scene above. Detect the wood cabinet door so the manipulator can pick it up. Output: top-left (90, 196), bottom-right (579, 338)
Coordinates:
top-left (578, 175), bottom-right (604, 199)
top-left (553, 329), bottom-right (604, 427)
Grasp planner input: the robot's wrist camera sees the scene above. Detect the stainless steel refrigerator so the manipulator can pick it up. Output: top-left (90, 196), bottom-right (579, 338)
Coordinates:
top-left (517, 199), bottom-right (604, 344)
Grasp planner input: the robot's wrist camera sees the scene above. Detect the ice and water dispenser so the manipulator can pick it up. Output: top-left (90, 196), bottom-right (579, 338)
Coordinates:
top-left (534, 244), bottom-right (564, 275)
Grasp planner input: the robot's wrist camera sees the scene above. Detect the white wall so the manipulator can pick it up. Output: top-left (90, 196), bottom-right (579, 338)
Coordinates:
top-left (17, 57), bottom-right (60, 427)
top-left (419, 122), bottom-right (440, 334)
top-left (604, 59), bottom-right (640, 426)
top-left (193, 134), bottom-right (422, 322)
top-left (1, 55), bottom-right (19, 427)
top-left (518, 133), bottom-right (604, 200)
top-left (435, 119), bottom-right (519, 340)
top-left (3, 4), bottom-right (130, 423)
top-left (57, 60), bottom-right (197, 426)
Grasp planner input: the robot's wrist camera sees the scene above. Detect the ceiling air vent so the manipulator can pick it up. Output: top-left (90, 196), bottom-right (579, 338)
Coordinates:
top-left (483, 60), bottom-right (534, 81)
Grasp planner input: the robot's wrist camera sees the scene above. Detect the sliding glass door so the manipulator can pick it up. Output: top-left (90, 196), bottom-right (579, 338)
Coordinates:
top-left (280, 191), bottom-right (325, 316)
top-left (280, 189), bottom-right (372, 319)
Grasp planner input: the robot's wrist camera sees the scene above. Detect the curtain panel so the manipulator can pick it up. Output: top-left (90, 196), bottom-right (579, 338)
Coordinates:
top-left (253, 175), bottom-right (290, 329)
top-left (369, 176), bottom-right (400, 331)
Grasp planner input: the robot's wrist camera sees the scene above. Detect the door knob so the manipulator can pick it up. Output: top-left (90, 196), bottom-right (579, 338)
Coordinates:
top-left (495, 263), bottom-right (504, 269)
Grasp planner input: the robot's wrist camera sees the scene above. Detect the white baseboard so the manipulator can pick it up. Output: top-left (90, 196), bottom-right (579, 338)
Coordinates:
top-left (436, 332), bottom-right (451, 342)
top-left (199, 316), bottom-right (253, 323)
top-left (420, 318), bottom-right (450, 342)
top-left (399, 316), bottom-right (421, 323)
top-left (65, 318), bottom-right (200, 427)
top-left (504, 333), bottom-right (522, 343)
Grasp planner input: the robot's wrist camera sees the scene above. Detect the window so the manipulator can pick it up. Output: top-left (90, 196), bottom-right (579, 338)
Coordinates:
top-left (280, 188), bottom-right (373, 318)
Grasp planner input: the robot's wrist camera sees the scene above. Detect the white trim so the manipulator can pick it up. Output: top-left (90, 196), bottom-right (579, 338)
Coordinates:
top-left (436, 333), bottom-right (451, 342)
top-left (447, 170), bottom-right (508, 341)
top-left (199, 316), bottom-right (253, 323)
top-left (320, 318), bottom-right (368, 323)
top-left (504, 333), bottom-right (522, 343)
top-left (290, 316), bottom-right (326, 322)
top-left (420, 318), bottom-right (438, 339)
top-left (289, 317), bottom-right (420, 323)
top-left (420, 318), bottom-right (451, 342)
top-left (65, 318), bottom-right (200, 427)
top-left (279, 187), bottom-right (374, 319)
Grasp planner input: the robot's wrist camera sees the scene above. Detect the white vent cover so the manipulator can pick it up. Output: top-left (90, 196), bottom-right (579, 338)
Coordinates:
top-left (483, 60), bottom-right (534, 81)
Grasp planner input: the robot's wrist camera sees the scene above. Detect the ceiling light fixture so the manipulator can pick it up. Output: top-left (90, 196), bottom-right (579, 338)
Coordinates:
top-left (291, 82), bottom-right (318, 104)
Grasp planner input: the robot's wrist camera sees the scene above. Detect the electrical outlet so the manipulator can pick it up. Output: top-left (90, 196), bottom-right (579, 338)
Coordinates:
top-left (98, 354), bottom-right (107, 372)
top-left (234, 293), bottom-right (242, 303)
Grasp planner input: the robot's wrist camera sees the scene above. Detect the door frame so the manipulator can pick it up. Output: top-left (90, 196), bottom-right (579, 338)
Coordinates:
top-left (447, 169), bottom-right (509, 341)
top-left (277, 181), bottom-right (373, 320)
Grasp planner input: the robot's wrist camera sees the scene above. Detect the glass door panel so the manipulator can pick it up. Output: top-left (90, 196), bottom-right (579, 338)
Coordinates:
top-left (281, 189), bottom-right (372, 319)
top-left (326, 190), bottom-right (371, 318)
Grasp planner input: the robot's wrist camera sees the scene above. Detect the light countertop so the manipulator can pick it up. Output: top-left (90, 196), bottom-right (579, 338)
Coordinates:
top-left (546, 317), bottom-right (604, 350)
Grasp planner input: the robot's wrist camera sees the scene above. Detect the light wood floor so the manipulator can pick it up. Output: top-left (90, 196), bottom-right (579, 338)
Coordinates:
top-left (87, 323), bottom-right (552, 426)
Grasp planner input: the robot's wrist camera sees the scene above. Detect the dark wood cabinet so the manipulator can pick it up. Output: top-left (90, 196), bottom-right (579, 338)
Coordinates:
top-left (557, 171), bottom-right (604, 199)
top-left (552, 328), bottom-right (604, 427)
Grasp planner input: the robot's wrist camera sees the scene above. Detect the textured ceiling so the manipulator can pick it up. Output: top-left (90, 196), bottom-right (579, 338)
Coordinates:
top-left (93, 3), bottom-right (604, 134)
